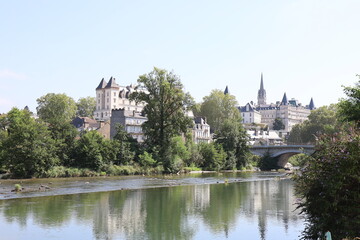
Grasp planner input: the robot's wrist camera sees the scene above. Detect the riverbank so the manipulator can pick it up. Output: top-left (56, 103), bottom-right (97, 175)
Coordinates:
top-left (0, 171), bottom-right (289, 200)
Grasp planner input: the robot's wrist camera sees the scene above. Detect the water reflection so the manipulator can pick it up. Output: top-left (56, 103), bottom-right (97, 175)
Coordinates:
top-left (0, 178), bottom-right (303, 240)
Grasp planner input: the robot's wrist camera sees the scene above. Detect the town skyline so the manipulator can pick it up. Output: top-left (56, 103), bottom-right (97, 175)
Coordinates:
top-left (1, 1), bottom-right (359, 113)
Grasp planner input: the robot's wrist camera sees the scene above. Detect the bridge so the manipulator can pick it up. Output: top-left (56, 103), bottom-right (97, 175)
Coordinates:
top-left (250, 145), bottom-right (315, 167)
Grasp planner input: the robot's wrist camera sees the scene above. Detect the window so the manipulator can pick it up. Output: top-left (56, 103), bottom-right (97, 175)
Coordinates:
top-left (113, 98), bottom-right (116, 103)
top-left (113, 92), bottom-right (116, 96)
top-left (107, 92), bottom-right (109, 96)
top-left (107, 98), bottom-right (109, 103)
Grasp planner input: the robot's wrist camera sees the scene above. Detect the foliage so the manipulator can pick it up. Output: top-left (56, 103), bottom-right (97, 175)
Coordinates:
top-left (273, 118), bottom-right (285, 130)
top-left (288, 105), bottom-right (339, 144)
top-left (257, 151), bottom-right (280, 171)
top-left (130, 67), bottom-right (194, 172)
top-left (112, 124), bottom-right (137, 165)
top-left (163, 136), bottom-right (190, 173)
top-left (76, 96), bottom-right (96, 118)
top-left (1, 108), bottom-right (60, 178)
top-left (294, 128), bottom-right (360, 239)
top-left (198, 142), bottom-right (227, 171)
top-left (288, 153), bottom-right (312, 167)
top-left (337, 76), bottom-right (360, 127)
top-left (138, 151), bottom-right (156, 168)
top-left (215, 119), bottom-right (249, 169)
top-left (37, 93), bottom-right (77, 125)
top-left (14, 184), bottom-right (22, 192)
top-left (199, 89), bottom-right (241, 133)
top-left (74, 131), bottom-right (117, 171)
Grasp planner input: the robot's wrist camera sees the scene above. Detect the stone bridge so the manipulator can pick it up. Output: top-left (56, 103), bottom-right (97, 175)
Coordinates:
top-left (250, 145), bottom-right (315, 167)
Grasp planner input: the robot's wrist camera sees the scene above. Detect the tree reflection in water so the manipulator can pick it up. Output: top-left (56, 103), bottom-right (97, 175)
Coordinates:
top-left (0, 178), bottom-right (303, 240)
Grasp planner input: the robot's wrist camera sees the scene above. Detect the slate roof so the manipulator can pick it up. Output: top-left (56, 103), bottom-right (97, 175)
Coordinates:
top-left (309, 98), bottom-right (315, 110)
top-left (281, 93), bottom-right (288, 105)
top-left (96, 78), bottom-right (108, 89)
top-left (105, 77), bottom-right (120, 88)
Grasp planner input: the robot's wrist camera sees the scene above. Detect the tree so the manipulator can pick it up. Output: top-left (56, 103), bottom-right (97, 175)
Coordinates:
top-left (130, 67), bottom-right (194, 172)
top-left (74, 131), bottom-right (116, 171)
top-left (338, 75), bottom-right (360, 127)
top-left (215, 119), bottom-right (249, 169)
top-left (288, 105), bottom-right (339, 144)
top-left (112, 124), bottom-right (136, 165)
top-left (273, 118), bottom-right (285, 130)
top-left (77, 97), bottom-right (96, 118)
top-left (37, 93), bottom-right (77, 125)
top-left (1, 108), bottom-right (59, 178)
top-left (294, 128), bottom-right (360, 239)
top-left (198, 142), bottom-right (226, 171)
top-left (199, 89), bottom-right (241, 133)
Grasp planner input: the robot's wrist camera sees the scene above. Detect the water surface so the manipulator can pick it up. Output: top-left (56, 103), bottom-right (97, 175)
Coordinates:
top-left (0, 172), bottom-right (304, 239)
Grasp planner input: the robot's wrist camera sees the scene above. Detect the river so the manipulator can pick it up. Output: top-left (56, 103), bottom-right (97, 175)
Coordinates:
top-left (0, 172), bottom-right (304, 240)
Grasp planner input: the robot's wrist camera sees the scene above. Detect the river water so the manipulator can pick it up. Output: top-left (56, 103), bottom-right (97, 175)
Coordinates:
top-left (0, 172), bottom-right (304, 240)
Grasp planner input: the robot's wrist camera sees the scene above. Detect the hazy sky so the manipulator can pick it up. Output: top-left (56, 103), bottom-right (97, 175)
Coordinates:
top-left (1, 0), bottom-right (359, 113)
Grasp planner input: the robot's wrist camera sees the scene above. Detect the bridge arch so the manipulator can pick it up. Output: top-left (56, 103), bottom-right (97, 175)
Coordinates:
top-left (249, 145), bottom-right (315, 168)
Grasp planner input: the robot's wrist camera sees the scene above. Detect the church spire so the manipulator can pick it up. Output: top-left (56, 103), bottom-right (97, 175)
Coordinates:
top-left (257, 73), bottom-right (266, 105)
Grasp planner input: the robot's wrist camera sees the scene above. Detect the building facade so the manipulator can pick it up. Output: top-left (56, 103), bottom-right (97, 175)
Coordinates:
top-left (193, 117), bottom-right (212, 144)
top-left (239, 102), bottom-right (262, 124)
top-left (110, 109), bottom-right (147, 142)
top-left (94, 77), bottom-right (145, 121)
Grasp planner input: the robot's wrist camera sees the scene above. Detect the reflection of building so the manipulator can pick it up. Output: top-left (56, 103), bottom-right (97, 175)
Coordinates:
top-left (94, 77), bottom-right (145, 121)
top-left (110, 109), bottom-right (147, 142)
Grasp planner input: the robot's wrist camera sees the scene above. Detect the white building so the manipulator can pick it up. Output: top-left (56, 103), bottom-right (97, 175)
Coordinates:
top-left (193, 117), bottom-right (212, 144)
top-left (239, 102), bottom-right (262, 124)
top-left (94, 77), bottom-right (145, 121)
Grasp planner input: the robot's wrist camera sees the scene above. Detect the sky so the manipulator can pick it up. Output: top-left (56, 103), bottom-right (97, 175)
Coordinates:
top-left (0, 0), bottom-right (359, 113)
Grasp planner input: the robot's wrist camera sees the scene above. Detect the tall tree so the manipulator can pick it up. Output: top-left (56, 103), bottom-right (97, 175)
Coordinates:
top-left (130, 67), bottom-right (193, 172)
top-left (37, 93), bottom-right (77, 125)
top-left (338, 75), bottom-right (360, 127)
top-left (77, 97), bottom-right (96, 118)
top-left (273, 118), bottom-right (285, 130)
top-left (288, 105), bottom-right (339, 144)
top-left (1, 108), bottom-right (59, 178)
top-left (199, 89), bottom-right (241, 133)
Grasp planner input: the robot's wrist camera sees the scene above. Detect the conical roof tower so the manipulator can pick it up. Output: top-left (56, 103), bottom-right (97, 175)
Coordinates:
top-left (224, 86), bottom-right (229, 95)
top-left (281, 92), bottom-right (288, 105)
top-left (309, 98), bottom-right (315, 110)
top-left (96, 78), bottom-right (107, 89)
top-left (257, 73), bottom-right (266, 105)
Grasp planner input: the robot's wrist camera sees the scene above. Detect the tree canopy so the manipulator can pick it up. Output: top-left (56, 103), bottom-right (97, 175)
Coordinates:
top-left (77, 96), bottom-right (96, 118)
top-left (273, 118), bottom-right (285, 130)
top-left (37, 93), bottom-right (77, 124)
top-left (337, 75), bottom-right (360, 127)
top-left (287, 105), bottom-right (339, 144)
top-left (198, 89), bottom-right (241, 133)
top-left (130, 67), bottom-right (194, 172)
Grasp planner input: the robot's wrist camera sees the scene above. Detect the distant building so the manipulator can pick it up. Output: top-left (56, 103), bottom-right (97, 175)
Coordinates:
top-left (110, 109), bottom-right (147, 142)
top-left (193, 117), bottom-right (212, 144)
top-left (239, 74), bottom-right (315, 134)
top-left (239, 102), bottom-right (261, 124)
top-left (94, 77), bottom-right (146, 121)
top-left (247, 130), bottom-right (283, 146)
top-left (71, 117), bottom-right (111, 139)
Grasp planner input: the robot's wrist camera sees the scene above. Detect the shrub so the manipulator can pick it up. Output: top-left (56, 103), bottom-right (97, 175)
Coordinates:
top-left (294, 128), bottom-right (360, 239)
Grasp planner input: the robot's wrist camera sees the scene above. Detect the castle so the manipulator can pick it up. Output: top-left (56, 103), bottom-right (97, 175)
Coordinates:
top-left (94, 77), bottom-right (145, 121)
top-left (239, 73), bottom-right (315, 134)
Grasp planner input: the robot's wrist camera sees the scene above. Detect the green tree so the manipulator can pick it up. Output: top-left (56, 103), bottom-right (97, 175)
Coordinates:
top-left (294, 128), bottom-right (360, 239)
top-left (130, 67), bottom-right (194, 172)
top-left (198, 142), bottom-right (226, 171)
top-left (76, 97), bottom-right (96, 118)
top-left (199, 89), bottom-right (240, 133)
top-left (338, 75), bottom-right (360, 126)
top-left (288, 105), bottom-right (339, 144)
top-left (273, 118), bottom-right (285, 130)
top-left (215, 119), bottom-right (249, 169)
top-left (37, 93), bottom-right (77, 125)
top-left (112, 124), bottom-right (136, 165)
top-left (74, 131), bottom-right (115, 171)
top-left (1, 108), bottom-right (59, 178)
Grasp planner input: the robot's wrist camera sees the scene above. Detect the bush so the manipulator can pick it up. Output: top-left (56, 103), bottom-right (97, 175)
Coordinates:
top-left (294, 128), bottom-right (360, 239)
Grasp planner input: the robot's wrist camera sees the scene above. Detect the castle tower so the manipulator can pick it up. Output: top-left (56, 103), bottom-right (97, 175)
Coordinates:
top-left (257, 73), bottom-right (266, 105)
top-left (281, 92), bottom-right (288, 105)
top-left (224, 86), bottom-right (229, 95)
